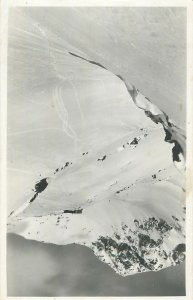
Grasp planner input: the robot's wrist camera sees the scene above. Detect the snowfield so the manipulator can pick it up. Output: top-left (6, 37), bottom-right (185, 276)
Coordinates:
top-left (7, 7), bottom-right (186, 277)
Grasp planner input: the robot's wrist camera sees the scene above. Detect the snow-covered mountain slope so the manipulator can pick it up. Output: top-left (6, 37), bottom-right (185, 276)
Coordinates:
top-left (7, 54), bottom-right (186, 276)
top-left (7, 9), bottom-right (186, 276)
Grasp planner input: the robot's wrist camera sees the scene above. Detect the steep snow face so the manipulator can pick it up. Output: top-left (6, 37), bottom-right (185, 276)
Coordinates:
top-left (7, 9), bottom-right (186, 276)
top-left (7, 57), bottom-right (186, 275)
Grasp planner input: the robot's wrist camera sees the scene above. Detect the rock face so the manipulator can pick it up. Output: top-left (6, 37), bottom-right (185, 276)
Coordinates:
top-left (7, 9), bottom-right (186, 276)
top-left (91, 219), bottom-right (185, 276)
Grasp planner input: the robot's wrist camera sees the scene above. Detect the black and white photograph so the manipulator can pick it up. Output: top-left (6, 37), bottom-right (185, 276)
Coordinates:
top-left (1, 0), bottom-right (192, 298)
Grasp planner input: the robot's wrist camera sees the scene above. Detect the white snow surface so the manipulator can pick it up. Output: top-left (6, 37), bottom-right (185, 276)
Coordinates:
top-left (7, 8), bottom-right (186, 276)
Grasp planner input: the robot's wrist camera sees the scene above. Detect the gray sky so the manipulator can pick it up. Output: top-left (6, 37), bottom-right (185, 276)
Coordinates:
top-left (7, 234), bottom-right (185, 297)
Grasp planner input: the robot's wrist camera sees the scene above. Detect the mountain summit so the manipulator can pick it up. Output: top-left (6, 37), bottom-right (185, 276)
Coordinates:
top-left (7, 53), bottom-right (185, 276)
